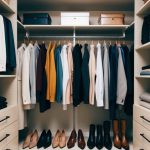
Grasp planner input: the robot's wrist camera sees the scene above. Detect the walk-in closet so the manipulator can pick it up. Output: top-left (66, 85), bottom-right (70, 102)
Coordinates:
top-left (0, 0), bottom-right (150, 149)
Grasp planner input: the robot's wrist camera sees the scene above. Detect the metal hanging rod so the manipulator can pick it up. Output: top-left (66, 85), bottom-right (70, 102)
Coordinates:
top-left (28, 35), bottom-right (125, 39)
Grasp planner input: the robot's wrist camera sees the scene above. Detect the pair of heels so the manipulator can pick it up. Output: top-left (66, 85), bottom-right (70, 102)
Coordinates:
top-left (37, 130), bottom-right (52, 149)
top-left (52, 130), bottom-right (66, 148)
top-left (23, 130), bottom-right (38, 149)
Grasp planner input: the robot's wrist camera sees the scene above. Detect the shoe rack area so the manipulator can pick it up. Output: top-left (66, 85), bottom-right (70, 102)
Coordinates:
top-left (134, 0), bottom-right (150, 150)
top-left (0, 0), bottom-right (18, 149)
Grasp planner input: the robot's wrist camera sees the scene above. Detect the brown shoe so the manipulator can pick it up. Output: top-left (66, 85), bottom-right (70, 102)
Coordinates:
top-left (23, 132), bottom-right (33, 149)
top-left (67, 129), bottom-right (77, 149)
top-left (59, 130), bottom-right (66, 148)
top-left (121, 120), bottom-right (129, 149)
top-left (113, 120), bottom-right (121, 149)
top-left (78, 129), bottom-right (86, 149)
top-left (52, 130), bottom-right (61, 148)
top-left (29, 130), bottom-right (39, 149)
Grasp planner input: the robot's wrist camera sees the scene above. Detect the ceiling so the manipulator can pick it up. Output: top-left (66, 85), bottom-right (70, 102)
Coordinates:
top-left (18, 0), bottom-right (134, 12)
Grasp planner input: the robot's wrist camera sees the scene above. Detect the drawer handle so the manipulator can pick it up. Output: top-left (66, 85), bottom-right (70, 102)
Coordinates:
top-left (0, 116), bottom-right (10, 123)
top-left (0, 134), bottom-right (10, 143)
top-left (140, 133), bottom-right (150, 143)
top-left (140, 116), bottom-right (150, 123)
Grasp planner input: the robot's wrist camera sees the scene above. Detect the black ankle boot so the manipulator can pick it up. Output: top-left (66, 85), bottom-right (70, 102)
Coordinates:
top-left (87, 124), bottom-right (95, 149)
top-left (103, 121), bottom-right (112, 150)
top-left (96, 125), bottom-right (103, 149)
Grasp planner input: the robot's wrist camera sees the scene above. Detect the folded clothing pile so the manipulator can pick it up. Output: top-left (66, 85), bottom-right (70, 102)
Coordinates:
top-left (0, 96), bottom-right (7, 110)
top-left (139, 92), bottom-right (150, 109)
top-left (140, 92), bottom-right (150, 103)
top-left (140, 65), bottom-right (150, 75)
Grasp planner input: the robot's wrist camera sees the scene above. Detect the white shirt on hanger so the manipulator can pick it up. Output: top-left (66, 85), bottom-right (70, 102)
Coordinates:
top-left (22, 43), bottom-right (34, 105)
top-left (0, 15), bottom-right (6, 72)
top-left (95, 43), bottom-right (104, 107)
top-left (61, 44), bottom-right (69, 110)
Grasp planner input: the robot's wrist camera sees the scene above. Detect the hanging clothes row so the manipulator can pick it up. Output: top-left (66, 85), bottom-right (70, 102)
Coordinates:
top-left (18, 40), bottom-right (133, 119)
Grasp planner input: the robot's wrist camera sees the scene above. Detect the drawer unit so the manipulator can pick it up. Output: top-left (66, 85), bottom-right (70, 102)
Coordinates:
top-left (134, 105), bottom-right (150, 131)
top-left (0, 121), bottom-right (18, 149)
top-left (0, 105), bottom-right (18, 131)
top-left (2, 136), bottom-right (18, 150)
top-left (133, 121), bottom-right (150, 149)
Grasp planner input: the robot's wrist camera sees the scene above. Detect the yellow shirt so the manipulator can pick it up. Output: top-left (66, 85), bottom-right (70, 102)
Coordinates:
top-left (45, 42), bottom-right (52, 101)
top-left (49, 42), bottom-right (56, 102)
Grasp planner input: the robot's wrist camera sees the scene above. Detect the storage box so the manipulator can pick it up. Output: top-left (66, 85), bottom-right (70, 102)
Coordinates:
top-left (23, 13), bottom-right (52, 25)
top-left (99, 14), bottom-right (124, 25)
top-left (61, 12), bottom-right (89, 26)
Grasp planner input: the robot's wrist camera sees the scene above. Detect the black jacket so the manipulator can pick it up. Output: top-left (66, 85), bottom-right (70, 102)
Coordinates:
top-left (73, 44), bottom-right (83, 107)
top-left (81, 44), bottom-right (90, 104)
top-left (3, 16), bottom-right (16, 73)
top-left (36, 44), bottom-right (51, 113)
top-left (109, 45), bottom-right (119, 119)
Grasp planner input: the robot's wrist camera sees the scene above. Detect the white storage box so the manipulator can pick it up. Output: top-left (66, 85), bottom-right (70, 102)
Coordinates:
top-left (61, 12), bottom-right (89, 26)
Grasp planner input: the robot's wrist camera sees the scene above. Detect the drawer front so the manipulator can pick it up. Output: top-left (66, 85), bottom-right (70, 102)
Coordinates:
top-left (133, 121), bottom-right (150, 149)
top-left (0, 121), bottom-right (18, 149)
top-left (2, 136), bottom-right (18, 150)
top-left (133, 137), bottom-right (147, 150)
top-left (0, 105), bottom-right (18, 131)
top-left (134, 105), bottom-right (150, 130)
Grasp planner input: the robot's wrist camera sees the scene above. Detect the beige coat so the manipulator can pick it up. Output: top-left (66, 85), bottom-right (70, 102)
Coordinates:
top-left (66, 43), bottom-right (73, 104)
top-left (89, 44), bottom-right (96, 105)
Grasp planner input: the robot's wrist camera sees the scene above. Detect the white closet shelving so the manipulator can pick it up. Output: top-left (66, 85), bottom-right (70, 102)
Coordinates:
top-left (134, 0), bottom-right (150, 150)
top-left (0, 0), bottom-right (18, 149)
top-left (18, 0), bottom-right (134, 150)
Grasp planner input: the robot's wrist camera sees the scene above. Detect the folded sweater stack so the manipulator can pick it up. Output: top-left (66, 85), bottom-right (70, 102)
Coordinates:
top-left (140, 92), bottom-right (150, 103)
top-left (140, 65), bottom-right (150, 75)
top-left (0, 96), bottom-right (7, 110)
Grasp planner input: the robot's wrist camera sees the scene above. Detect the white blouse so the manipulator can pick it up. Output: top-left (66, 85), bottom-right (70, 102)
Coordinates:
top-left (95, 43), bottom-right (104, 107)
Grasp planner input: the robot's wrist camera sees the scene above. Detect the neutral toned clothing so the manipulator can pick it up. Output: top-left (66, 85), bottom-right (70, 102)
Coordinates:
top-left (66, 43), bottom-right (73, 105)
top-left (29, 43), bottom-right (40, 104)
top-left (61, 44), bottom-right (69, 110)
top-left (17, 43), bottom-right (26, 81)
top-left (17, 44), bottom-right (27, 130)
top-left (89, 44), bottom-right (96, 105)
top-left (103, 42), bottom-right (110, 109)
top-left (45, 42), bottom-right (52, 101)
top-left (116, 46), bottom-right (127, 105)
top-left (0, 15), bottom-right (6, 72)
top-left (95, 43), bottom-right (104, 107)
top-left (22, 43), bottom-right (34, 105)
top-left (140, 92), bottom-right (150, 103)
top-left (54, 45), bottom-right (63, 103)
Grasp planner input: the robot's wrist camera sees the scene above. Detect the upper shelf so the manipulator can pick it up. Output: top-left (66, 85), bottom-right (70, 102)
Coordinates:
top-left (24, 24), bottom-right (129, 37)
top-left (0, 0), bottom-right (15, 13)
top-left (137, 0), bottom-right (150, 16)
top-left (136, 42), bottom-right (150, 51)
